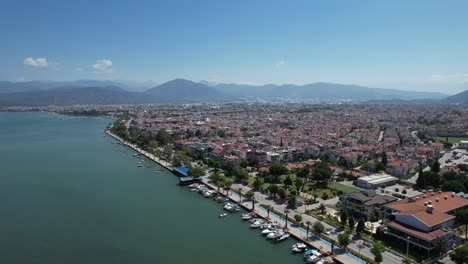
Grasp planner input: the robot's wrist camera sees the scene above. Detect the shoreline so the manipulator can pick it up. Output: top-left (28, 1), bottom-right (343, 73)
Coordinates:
top-left (105, 129), bottom-right (364, 264)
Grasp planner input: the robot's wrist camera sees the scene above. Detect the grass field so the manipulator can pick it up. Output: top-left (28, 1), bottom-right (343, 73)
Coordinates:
top-left (328, 182), bottom-right (359, 194)
top-left (437, 137), bottom-right (468, 143)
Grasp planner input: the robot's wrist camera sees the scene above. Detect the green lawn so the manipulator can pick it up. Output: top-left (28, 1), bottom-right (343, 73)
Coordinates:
top-left (328, 182), bottom-right (358, 194)
top-left (437, 137), bottom-right (468, 143)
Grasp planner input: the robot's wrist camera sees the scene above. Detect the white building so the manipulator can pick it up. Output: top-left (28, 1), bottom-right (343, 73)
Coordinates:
top-left (356, 174), bottom-right (398, 189)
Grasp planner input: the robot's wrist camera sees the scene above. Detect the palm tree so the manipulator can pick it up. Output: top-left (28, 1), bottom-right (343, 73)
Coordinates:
top-left (306, 221), bottom-right (311, 239)
top-left (237, 187), bottom-right (242, 202)
top-left (284, 209), bottom-right (290, 229)
top-left (264, 205), bottom-right (271, 219)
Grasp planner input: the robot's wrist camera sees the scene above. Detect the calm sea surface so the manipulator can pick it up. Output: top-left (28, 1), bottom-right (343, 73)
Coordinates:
top-left (0, 112), bottom-right (303, 264)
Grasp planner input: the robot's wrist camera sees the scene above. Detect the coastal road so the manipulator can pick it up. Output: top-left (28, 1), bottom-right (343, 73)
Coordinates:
top-left (231, 183), bottom-right (404, 264)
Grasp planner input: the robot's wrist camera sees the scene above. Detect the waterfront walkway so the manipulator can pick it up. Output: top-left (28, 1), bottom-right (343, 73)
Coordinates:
top-left (105, 130), bottom-right (402, 264)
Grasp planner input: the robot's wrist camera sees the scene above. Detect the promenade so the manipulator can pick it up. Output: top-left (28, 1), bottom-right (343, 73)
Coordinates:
top-left (105, 130), bottom-right (402, 264)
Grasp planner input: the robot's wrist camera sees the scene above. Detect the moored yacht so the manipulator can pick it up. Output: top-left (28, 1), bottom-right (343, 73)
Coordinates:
top-left (291, 242), bottom-right (307, 253)
top-left (275, 231), bottom-right (290, 242)
top-left (242, 213), bottom-right (253, 220)
top-left (266, 230), bottom-right (282, 239)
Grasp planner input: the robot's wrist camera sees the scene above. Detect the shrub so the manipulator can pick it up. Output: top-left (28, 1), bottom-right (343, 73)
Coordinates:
top-left (394, 188), bottom-right (400, 192)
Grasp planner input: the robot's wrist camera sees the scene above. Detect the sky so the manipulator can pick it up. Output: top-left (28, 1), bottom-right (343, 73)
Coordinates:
top-left (1, 0), bottom-right (468, 94)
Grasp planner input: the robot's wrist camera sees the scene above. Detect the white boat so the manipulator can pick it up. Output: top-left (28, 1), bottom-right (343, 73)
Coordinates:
top-left (234, 206), bottom-right (241, 211)
top-left (224, 203), bottom-right (234, 211)
top-left (266, 230), bottom-right (282, 239)
top-left (242, 214), bottom-right (253, 220)
top-left (275, 232), bottom-right (290, 242)
top-left (304, 249), bottom-right (321, 260)
top-left (219, 213), bottom-right (227, 218)
top-left (291, 242), bottom-right (307, 252)
top-left (203, 190), bottom-right (215, 198)
top-left (190, 188), bottom-right (197, 192)
top-left (250, 220), bottom-right (265, 228)
top-left (261, 228), bottom-right (276, 235)
top-left (137, 164), bottom-right (143, 167)
top-left (188, 183), bottom-right (200, 188)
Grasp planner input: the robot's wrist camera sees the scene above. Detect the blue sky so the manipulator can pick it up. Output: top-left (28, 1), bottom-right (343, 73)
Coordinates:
top-left (1, 0), bottom-right (468, 93)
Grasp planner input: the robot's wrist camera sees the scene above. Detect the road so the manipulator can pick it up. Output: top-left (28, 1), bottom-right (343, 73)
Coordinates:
top-left (230, 183), bottom-right (404, 264)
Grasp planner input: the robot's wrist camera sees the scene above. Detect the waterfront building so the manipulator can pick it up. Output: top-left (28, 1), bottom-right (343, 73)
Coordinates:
top-left (383, 192), bottom-right (468, 256)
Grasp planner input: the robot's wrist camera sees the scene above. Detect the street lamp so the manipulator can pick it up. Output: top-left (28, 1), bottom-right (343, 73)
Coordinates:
top-left (406, 236), bottom-right (411, 258)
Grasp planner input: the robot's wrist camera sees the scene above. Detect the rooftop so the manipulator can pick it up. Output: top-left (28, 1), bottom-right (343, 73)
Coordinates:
top-left (386, 191), bottom-right (468, 214)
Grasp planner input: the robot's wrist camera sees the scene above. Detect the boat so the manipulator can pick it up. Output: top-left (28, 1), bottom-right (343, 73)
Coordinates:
top-left (261, 228), bottom-right (276, 235)
top-left (291, 242), bottom-right (307, 253)
top-left (266, 230), bottom-right (282, 239)
top-left (234, 205), bottom-right (241, 211)
top-left (250, 219), bottom-right (265, 228)
top-left (275, 232), bottom-right (290, 242)
top-left (137, 164), bottom-right (143, 167)
top-left (304, 249), bottom-right (321, 261)
top-left (190, 188), bottom-right (198, 192)
top-left (242, 213), bottom-right (253, 220)
top-left (219, 213), bottom-right (227, 218)
top-left (203, 190), bottom-right (215, 198)
top-left (188, 183), bottom-right (200, 188)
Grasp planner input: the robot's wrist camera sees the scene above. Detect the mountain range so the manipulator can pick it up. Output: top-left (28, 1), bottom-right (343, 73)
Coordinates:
top-left (0, 78), bottom-right (465, 106)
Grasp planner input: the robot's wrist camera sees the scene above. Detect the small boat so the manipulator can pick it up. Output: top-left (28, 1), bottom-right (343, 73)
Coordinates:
top-left (203, 190), bottom-right (215, 198)
top-left (219, 213), bottom-right (227, 218)
top-left (261, 228), bottom-right (276, 235)
top-left (304, 249), bottom-right (321, 260)
top-left (250, 220), bottom-right (265, 228)
top-left (266, 230), bottom-right (282, 240)
top-left (275, 232), bottom-right (290, 242)
top-left (190, 188), bottom-right (197, 192)
top-left (291, 242), bottom-right (307, 253)
top-left (242, 214), bottom-right (253, 220)
top-left (188, 183), bottom-right (200, 188)
top-left (234, 206), bottom-right (241, 212)
top-left (137, 164), bottom-right (143, 167)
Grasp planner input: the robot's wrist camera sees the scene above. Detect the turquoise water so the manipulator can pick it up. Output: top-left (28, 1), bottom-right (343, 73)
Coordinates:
top-left (0, 112), bottom-right (304, 264)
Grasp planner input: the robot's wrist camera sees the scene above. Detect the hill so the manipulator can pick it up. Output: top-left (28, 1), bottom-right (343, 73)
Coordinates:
top-left (0, 86), bottom-right (154, 106)
top-left (145, 79), bottom-right (229, 102)
top-left (444, 90), bottom-right (468, 104)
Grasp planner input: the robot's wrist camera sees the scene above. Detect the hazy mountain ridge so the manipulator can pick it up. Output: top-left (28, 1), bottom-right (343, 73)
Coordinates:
top-left (0, 78), bottom-right (461, 106)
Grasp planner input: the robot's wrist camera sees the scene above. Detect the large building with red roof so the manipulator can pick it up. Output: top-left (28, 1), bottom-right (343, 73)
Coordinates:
top-left (382, 192), bottom-right (468, 256)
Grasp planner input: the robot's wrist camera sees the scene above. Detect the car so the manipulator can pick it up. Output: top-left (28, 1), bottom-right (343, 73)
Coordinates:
top-left (323, 229), bottom-right (331, 235)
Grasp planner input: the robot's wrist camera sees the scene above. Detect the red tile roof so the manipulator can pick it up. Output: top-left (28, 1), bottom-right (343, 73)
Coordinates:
top-left (388, 221), bottom-right (448, 241)
top-left (386, 192), bottom-right (468, 214)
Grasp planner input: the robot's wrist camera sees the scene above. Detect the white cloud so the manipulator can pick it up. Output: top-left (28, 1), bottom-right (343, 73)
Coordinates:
top-left (23, 57), bottom-right (49, 67)
top-left (275, 60), bottom-right (286, 68)
top-left (92, 59), bottom-right (113, 74)
top-left (430, 73), bottom-right (468, 83)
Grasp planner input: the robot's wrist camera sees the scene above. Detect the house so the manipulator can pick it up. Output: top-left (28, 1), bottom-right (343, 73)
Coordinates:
top-left (341, 190), bottom-right (398, 221)
top-left (383, 192), bottom-right (468, 256)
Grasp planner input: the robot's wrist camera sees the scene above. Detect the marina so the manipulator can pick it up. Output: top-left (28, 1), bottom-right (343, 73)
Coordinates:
top-left (106, 128), bottom-right (365, 264)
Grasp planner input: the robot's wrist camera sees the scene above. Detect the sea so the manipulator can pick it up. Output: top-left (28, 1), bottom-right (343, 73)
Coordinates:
top-left (0, 112), bottom-right (304, 264)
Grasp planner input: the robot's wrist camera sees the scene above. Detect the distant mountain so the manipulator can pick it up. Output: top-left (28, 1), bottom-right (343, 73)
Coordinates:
top-left (444, 90), bottom-right (468, 104)
top-left (0, 86), bottom-right (154, 106)
top-left (0, 80), bottom-right (125, 93)
top-left (212, 82), bottom-right (447, 100)
top-left (145, 79), bottom-right (229, 102)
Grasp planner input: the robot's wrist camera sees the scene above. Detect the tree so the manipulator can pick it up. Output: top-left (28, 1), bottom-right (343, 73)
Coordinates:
top-left (381, 151), bottom-right (388, 166)
top-left (283, 175), bottom-right (293, 188)
top-left (297, 166), bottom-right (310, 179)
top-left (234, 168), bottom-right (249, 182)
top-left (295, 177), bottom-right (304, 191)
top-left (313, 221), bottom-right (324, 234)
top-left (340, 211), bottom-right (348, 226)
top-left (188, 166), bottom-right (205, 177)
top-left (456, 209), bottom-right (468, 240)
top-left (284, 209), bottom-right (290, 228)
top-left (441, 180), bottom-right (466, 192)
top-left (269, 163), bottom-right (287, 178)
top-left (312, 162), bottom-right (333, 187)
top-left (431, 160), bottom-right (441, 173)
top-left (264, 205), bottom-right (271, 219)
top-left (288, 195), bottom-right (297, 208)
top-left (402, 258), bottom-right (412, 264)
top-left (294, 214), bottom-right (302, 223)
top-left (337, 233), bottom-right (350, 250)
top-left (348, 217), bottom-right (355, 231)
top-left (253, 177), bottom-right (263, 190)
top-left (371, 242), bottom-right (385, 264)
top-left (279, 188), bottom-right (288, 200)
top-left (237, 187), bottom-right (243, 202)
top-left (268, 184), bottom-right (279, 198)
top-left (155, 128), bottom-right (170, 146)
top-left (224, 179), bottom-right (233, 194)
top-left (450, 243), bottom-right (468, 264)
top-left (306, 221), bottom-right (311, 238)
top-left (356, 219), bottom-right (365, 234)
top-left (244, 190), bottom-right (255, 209)
top-left (318, 203), bottom-right (327, 214)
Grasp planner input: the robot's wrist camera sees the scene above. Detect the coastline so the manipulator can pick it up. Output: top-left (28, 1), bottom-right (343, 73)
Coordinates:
top-left (105, 129), bottom-right (364, 264)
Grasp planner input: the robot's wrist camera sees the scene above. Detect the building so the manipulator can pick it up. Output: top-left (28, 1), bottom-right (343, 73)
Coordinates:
top-left (383, 192), bottom-right (468, 256)
top-left (340, 190), bottom-right (398, 221)
top-left (356, 174), bottom-right (398, 189)
top-left (459, 141), bottom-right (468, 149)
